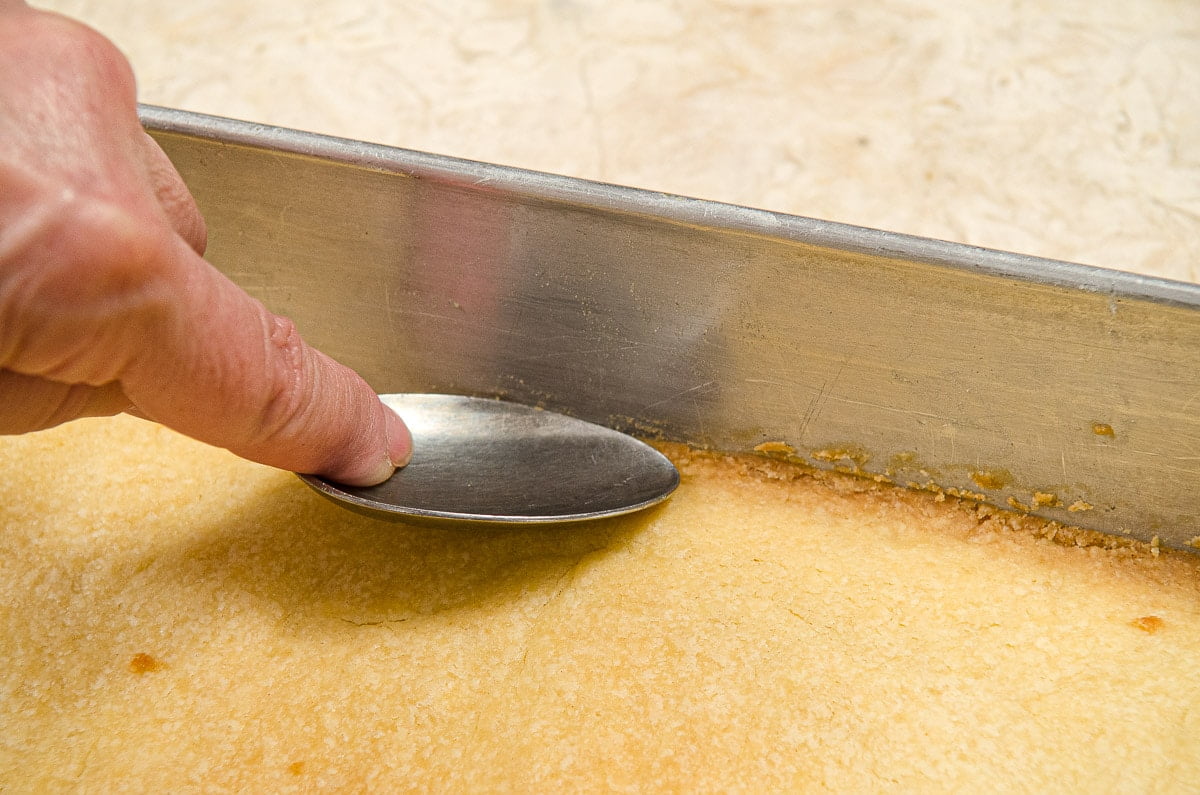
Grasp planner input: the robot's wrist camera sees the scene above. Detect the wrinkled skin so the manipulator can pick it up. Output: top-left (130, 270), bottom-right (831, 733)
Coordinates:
top-left (0, 1), bottom-right (410, 485)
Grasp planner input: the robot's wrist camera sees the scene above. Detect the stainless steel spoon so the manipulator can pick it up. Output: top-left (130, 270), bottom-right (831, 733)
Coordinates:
top-left (299, 394), bottom-right (680, 527)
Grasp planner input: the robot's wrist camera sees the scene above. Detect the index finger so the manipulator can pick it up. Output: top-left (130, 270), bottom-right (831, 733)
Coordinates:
top-left (117, 219), bottom-right (412, 486)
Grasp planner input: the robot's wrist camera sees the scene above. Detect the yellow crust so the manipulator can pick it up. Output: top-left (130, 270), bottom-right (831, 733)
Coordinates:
top-left (2, 417), bottom-right (1200, 790)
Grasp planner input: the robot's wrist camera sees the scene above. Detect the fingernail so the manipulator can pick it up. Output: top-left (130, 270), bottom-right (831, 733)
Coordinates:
top-left (385, 405), bottom-right (413, 468)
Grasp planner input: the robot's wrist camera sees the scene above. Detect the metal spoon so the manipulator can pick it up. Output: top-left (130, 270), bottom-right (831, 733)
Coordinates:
top-left (299, 394), bottom-right (680, 527)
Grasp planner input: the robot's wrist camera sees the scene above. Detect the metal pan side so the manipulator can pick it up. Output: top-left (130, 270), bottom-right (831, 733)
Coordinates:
top-left (142, 105), bottom-right (1200, 552)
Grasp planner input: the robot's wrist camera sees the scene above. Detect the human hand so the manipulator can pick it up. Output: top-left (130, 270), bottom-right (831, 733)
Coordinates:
top-left (0, 3), bottom-right (411, 486)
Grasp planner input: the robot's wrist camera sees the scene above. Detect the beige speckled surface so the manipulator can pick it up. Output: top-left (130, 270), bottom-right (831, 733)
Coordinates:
top-left (35, 0), bottom-right (1200, 280)
top-left (7, 1), bottom-right (1200, 790)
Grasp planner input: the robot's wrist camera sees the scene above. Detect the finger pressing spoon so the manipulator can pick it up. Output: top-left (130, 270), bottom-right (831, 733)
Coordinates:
top-left (299, 394), bottom-right (680, 527)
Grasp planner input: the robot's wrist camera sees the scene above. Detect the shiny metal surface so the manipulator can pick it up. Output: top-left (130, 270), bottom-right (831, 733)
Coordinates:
top-left (142, 105), bottom-right (1200, 553)
top-left (299, 394), bottom-right (679, 526)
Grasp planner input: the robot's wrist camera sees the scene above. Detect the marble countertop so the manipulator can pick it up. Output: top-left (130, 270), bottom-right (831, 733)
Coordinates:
top-left (36, 0), bottom-right (1200, 280)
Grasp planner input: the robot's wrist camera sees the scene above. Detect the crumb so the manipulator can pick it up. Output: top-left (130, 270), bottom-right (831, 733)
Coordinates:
top-left (1032, 492), bottom-right (1060, 508)
top-left (971, 469), bottom-right (1012, 490)
top-left (129, 653), bottom-right (163, 675)
top-left (1130, 616), bottom-right (1165, 634)
top-left (811, 445), bottom-right (871, 468)
top-left (1007, 497), bottom-right (1031, 513)
top-left (1092, 423), bottom-right (1115, 437)
top-left (1067, 500), bottom-right (1093, 512)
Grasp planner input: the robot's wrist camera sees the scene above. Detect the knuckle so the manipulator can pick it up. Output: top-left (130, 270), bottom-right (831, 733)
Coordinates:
top-left (0, 192), bottom-right (175, 381)
top-left (268, 314), bottom-right (308, 377)
top-left (247, 315), bottom-right (378, 477)
top-left (45, 14), bottom-right (137, 98)
top-left (58, 198), bottom-right (174, 318)
top-left (252, 314), bottom-right (316, 444)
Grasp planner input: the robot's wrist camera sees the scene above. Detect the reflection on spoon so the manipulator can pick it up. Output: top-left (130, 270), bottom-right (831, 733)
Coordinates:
top-left (299, 394), bottom-right (680, 527)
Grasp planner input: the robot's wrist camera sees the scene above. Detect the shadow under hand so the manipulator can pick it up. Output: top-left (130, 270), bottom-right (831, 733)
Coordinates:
top-left (138, 472), bottom-right (656, 635)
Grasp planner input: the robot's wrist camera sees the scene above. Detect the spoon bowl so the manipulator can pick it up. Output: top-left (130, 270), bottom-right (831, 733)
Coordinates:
top-left (299, 394), bottom-right (680, 527)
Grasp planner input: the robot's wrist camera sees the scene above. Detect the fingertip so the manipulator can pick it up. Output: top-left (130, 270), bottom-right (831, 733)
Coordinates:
top-left (321, 401), bottom-right (411, 487)
top-left (385, 404), bottom-right (413, 468)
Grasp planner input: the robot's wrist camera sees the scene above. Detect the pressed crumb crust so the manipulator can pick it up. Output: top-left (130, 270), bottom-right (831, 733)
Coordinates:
top-left (2, 416), bottom-right (1199, 790)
